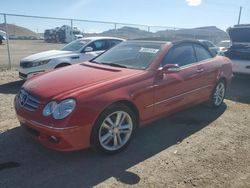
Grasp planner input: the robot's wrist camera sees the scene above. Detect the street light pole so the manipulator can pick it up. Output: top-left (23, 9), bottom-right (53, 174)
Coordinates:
top-left (238, 6), bottom-right (243, 25)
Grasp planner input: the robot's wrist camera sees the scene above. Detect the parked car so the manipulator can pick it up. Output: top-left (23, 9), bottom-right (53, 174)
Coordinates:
top-left (15, 40), bottom-right (233, 154)
top-left (199, 40), bottom-right (220, 56)
top-left (217, 40), bottom-right (231, 52)
top-left (18, 37), bottom-right (125, 80)
top-left (224, 25), bottom-right (250, 75)
top-left (0, 30), bottom-right (6, 44)
top-left (0, 35), bottom-right (4, 44)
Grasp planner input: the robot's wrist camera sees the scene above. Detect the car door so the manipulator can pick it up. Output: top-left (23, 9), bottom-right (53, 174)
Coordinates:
top-left (153, 43), bottom-right (205, 116)
top-left (193, 43), bottom-right (217, 99)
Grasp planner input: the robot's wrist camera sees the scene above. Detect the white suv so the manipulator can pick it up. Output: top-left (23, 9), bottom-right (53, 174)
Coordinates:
top-left (18, 37), bottom-right (124, 79)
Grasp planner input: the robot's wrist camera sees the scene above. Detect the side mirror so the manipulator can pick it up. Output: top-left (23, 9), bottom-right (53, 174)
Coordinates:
top-left (84, 47), bottom-right (93, 53)
top-left (161, 64), bottom-right (180, 73)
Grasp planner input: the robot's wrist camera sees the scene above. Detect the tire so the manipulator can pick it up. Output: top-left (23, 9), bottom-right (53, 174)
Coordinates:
top-left (207, 80), bottom-right (226, 108)
top-left (90, 103), bottom-right (137, 154)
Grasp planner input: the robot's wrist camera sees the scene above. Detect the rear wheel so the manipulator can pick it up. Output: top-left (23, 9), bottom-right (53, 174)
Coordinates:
top-left (91, 103), bottom-right (137, 154)
top-left (208, 80), bottom-right (226, 108)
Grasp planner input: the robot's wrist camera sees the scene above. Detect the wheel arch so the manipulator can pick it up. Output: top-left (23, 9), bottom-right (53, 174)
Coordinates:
top-left (218, 76), bottom-right (227, 89)
top-left (92, 99), bottom-right (140, 129)
top-left (113, 100), bottom-right (140, 124)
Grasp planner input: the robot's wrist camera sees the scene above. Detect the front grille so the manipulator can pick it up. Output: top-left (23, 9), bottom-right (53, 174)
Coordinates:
top-left (20, 61), bottom-right (33, 68)
top-left (17, 89), bottom-right (40, 111)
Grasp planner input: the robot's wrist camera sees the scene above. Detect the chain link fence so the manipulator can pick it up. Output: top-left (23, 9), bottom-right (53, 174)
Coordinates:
top-left (0, 13), bottom-right (229, 69)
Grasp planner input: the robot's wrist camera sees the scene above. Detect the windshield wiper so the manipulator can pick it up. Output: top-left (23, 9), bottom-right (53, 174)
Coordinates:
top-left (101, 62), bottom-right (127, 68)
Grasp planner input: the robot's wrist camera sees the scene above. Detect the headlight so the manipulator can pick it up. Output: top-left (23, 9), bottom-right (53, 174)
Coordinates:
top-left (42, 101), bottom-right (57, 116)
top-left (32, 59), bottom-right (50, 67)
top-left (42, 99), bottom-right (76, 120)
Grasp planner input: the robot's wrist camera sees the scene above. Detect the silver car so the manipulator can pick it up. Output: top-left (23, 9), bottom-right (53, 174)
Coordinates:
top-left (18, 37), bottom-right (124, 79)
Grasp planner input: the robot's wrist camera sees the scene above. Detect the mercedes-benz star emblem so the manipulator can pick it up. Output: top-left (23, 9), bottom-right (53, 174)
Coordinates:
top-left (19, 92), bottom-right (28, 107)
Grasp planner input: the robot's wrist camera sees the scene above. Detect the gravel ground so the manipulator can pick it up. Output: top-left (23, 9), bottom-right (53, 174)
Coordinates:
top-left (0, 70), bottom-right (249, 188)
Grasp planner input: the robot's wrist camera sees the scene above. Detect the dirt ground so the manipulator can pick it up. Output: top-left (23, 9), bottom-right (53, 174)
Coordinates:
top-left (0, 70), bottom-right (249, 188)
top-left (0, 40), bottom-right (64, 69)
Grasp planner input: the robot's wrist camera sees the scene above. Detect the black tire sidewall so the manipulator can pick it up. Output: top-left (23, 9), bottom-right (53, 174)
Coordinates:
top-left (90, 103), bottom-right (137, 154)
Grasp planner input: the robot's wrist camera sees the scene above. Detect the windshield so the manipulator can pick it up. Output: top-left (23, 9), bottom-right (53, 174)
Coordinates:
top-left (92, 41), bottom-right (163, 70)
top-left (61, 39), bottom-right (90, 51)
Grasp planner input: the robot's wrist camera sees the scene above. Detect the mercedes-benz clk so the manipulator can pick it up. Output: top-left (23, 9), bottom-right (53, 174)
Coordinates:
top-left (15, 40), bottom-right (233, 154)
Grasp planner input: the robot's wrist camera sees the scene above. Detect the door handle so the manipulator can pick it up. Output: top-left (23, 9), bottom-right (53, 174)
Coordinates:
top-left (196, 68), bottom-right (204, 73)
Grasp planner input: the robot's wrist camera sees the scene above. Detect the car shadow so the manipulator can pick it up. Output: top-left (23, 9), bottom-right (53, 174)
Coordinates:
top-left (0, 80), bottom-right (24, 94)
top-left (226, 74), bottom-right (250, 104)
top-left (0, 104), bottom-right (226, 188)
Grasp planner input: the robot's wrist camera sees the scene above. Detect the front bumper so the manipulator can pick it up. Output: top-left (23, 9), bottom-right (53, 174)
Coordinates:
top-left (16, 114), bottom-right (91, 151)
top-left (232, 60), bottom-right (250, 74)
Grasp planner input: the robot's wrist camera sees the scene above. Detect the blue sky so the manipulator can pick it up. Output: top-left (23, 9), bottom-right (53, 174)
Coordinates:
top-left (1, 0), bottom-right (250, 33)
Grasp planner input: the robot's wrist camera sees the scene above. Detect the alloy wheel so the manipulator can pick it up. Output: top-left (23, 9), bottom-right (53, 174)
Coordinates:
top-left (213, 82), bottom-right (225, 106)
top-left (98, 111), bottom-right (133, 151)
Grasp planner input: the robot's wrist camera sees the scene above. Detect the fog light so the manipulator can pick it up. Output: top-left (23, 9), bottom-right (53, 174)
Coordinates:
top-left (48, 135), bottom-right (60, 144)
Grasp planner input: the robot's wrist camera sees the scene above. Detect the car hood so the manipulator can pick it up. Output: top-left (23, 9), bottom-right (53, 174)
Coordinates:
top-left (21, 50), bottom-right (78, 62)
top-left (23, 62), bottom-right (145, 103)
top-left (228, 27), bottom-right (250, 43)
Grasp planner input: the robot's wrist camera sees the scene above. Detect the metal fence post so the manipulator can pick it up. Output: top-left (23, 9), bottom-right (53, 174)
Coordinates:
top-left (70, 19), bottom-right (73, 29)
top-left (148, 26), bottom-right (150, 32)
top-left (4, 14), bottom-right (11, 69)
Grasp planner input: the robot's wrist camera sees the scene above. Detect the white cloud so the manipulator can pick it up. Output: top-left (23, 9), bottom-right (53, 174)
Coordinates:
top-left (185, 0), bottom-right (202, 6)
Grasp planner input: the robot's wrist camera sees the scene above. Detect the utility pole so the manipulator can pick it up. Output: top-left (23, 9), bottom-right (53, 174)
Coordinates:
top-left (238, 6), bottom-right (243, 25)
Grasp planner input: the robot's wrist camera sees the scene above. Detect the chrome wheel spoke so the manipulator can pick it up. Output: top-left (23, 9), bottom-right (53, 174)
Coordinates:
top-left (115, 112), bottom-right (126, 127)
top-left (119, 124), bottom-right (130, 130)
top-left (101, 132), bottom-right (112, 143)
top-left (102, 122), bottom-right (111, 130)
top-left (105, 117), bottom-right (115, 127)
top-left (103, 135), bottom-right (113, 145)
top-left (113, 134), bottom-right (118, 147)
top-left (119, 129), bottom-right (131, 134)
top-left (215, 97), bottom-right (219, 104)
top-left (117, 133), bottom-right (122, 145)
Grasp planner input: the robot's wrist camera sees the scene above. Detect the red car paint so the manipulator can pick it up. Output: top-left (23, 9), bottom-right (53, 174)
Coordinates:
top-left (14, 41), bottom-right (233, 151)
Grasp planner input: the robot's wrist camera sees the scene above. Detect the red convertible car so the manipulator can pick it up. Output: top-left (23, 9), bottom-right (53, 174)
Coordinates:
top-left (15, 40), bottom-right (233, 154)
